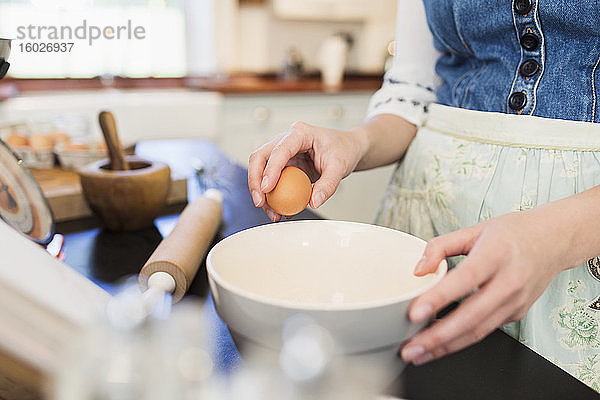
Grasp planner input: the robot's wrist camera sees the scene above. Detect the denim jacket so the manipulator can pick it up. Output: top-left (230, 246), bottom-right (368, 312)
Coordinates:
top-left (368, 0), bottom-right (600, 124)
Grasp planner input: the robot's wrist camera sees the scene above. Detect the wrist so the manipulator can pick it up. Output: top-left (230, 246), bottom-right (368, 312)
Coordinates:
top-left (520, 208), bottom-right (575, 273)
top-left (524, 186), bottom-right (600, 272)
top-left (348, 125), bottom-right (371, 169)
top-left (349, 114), bottom-right (418, 171)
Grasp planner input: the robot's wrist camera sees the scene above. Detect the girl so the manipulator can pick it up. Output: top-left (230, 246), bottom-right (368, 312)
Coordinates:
top-left (248, 1), bottom-right (600, 391)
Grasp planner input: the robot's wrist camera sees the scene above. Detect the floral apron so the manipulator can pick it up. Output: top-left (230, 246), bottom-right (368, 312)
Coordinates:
top-left (375, 104), bottom-right (600, 392)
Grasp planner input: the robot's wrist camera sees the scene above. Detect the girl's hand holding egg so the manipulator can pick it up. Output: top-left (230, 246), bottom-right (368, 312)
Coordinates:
top-left (248, 121), bottom-right (368, 222)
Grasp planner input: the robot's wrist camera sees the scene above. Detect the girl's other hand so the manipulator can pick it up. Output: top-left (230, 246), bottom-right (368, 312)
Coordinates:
top-left (399, 210), bottom-right (574, 365)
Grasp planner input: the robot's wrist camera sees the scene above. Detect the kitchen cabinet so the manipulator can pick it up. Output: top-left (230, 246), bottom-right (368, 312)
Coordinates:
top-left (218, 92), bottom-right (395, 223)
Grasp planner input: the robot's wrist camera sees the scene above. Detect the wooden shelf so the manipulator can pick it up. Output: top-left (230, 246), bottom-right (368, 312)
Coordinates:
top-left (186, 73), bottom-right (383, 94)
top-left (0, 73), bottom-right (383, 99)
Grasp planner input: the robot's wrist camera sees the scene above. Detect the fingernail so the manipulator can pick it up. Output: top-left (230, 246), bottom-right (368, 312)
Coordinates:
top-left (413, 352), bottom-right (434, 366)
top-left (266, 210), bottom-right (276, 222)
top-left (251, 190), bottom-right (262, 206)
top-left (411, 303), bottom-right (433, 323)
top-left (260, 176), bottom-right (269, 191)
top-left (312, 191), bottom-right (326, 208)
top-left (414, 255), bottom-right (426, 275)
top-left (402, 345), bottom-right (425, 362)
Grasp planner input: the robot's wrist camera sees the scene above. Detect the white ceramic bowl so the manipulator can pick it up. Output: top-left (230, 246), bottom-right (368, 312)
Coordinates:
top-left (207, 220), bottom-right (447, 385)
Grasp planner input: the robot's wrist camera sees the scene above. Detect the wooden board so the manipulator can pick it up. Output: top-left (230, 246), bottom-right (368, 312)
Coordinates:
top-left (0, 347), bottom-right (44, 400)
top-left (30, 168), bottom-right (187, 222)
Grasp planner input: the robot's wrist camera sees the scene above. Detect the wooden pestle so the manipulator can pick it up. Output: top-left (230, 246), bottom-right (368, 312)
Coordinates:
top-left (138, 189), bottom-right (223, 302)
top-left (99, 111), bottom-right (130, 171)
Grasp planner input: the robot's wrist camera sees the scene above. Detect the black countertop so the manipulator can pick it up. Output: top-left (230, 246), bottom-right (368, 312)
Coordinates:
top-left (58, 139), bottom-right (596, 400)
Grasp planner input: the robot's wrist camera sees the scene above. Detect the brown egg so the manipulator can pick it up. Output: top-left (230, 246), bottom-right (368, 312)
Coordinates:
top-left (49, 132), bottom-right (71, 146)
top-left (65, 142), bottom-right (90, 151)
top-left (266, 166), bottom-right (312, 216)
top-left (29, 134), bottom-right (54, 151)
top-left (5, 134), bottom-right (29, 148)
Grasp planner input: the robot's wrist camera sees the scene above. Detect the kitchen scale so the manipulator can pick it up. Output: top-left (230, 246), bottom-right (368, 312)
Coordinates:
top-left (0, 38), bottom-right (55, 245)
top-left (0, 139), bottom-right (54, 244)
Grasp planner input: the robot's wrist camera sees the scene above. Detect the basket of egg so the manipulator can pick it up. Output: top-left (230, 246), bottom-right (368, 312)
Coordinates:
top-left (3, 128), bottom-right (108, 170)
top-left (55, 140), bottom-right (108, 170)
top-left (4, 131), bottom-right (64, 169)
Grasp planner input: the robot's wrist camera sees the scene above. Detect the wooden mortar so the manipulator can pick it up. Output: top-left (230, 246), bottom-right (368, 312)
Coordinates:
top-left (79, 156), bottom-right (171, 231)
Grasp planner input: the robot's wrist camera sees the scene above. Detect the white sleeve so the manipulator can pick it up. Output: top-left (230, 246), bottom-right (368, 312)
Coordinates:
top-left (366, 0), bottom-right (441, 127)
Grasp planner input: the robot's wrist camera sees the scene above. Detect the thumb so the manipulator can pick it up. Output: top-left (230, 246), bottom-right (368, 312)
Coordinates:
top-left (413, 224), bottom-right (482, 276)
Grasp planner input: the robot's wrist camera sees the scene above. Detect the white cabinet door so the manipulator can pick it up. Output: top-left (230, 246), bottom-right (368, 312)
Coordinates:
top-left (317, 164), bottom-right (395, 223)
top-left (221, 93), bottom-right (371, 163)
top-left (220, 92), bottom-right (396, 223)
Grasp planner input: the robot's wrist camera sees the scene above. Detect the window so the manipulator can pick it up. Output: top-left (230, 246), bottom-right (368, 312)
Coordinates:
top-left (0, 0), bottom-right (186, 78)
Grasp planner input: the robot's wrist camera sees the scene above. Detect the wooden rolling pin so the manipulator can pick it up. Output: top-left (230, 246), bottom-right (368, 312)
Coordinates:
top-left (138, 189), bottom-right (223, 303)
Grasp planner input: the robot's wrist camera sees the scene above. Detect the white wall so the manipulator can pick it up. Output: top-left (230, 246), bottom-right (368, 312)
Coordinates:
top-left (1, 4), bottom-right (186, 78)
top-left (185, 0), bottom-right (397, 75)
top-left (185, 0), bottom-right (240, 76)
